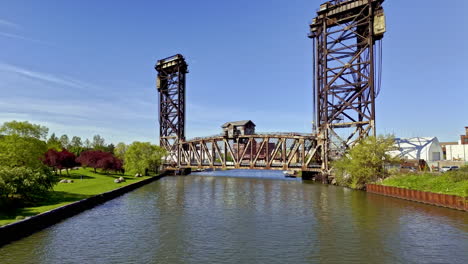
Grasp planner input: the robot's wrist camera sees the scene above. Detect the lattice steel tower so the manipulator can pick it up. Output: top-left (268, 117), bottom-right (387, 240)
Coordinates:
top-left (309, 0), bottom-right (385, 172)
top-left (155, 54), bottom-right (188, 167)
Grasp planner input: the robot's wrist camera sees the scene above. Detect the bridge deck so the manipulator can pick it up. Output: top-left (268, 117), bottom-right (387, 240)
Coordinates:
top-left (163, 134), bottom-right (323, 172)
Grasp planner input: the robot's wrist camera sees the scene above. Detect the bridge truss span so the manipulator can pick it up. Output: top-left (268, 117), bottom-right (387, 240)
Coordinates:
top-left (175, 134), bottom-right (322, 172)
top-left (155, 0), bottom-right (385, 178)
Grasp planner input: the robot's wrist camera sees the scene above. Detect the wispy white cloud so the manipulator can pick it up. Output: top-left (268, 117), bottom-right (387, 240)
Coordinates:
top-left (0, 63), bottom-right (159, 144)
top-left (0, 19), bottom-right (53, 45)
top-left (0, 97), bottom-right (155, 122)
top-left (0, 19), bottom-right (20, 29)
top-left (0, 63), bottom-right (88, 89)
top-left (0, 31), bottom-right (52, 45)
top-left (0, 62), bottom-right (140, 101)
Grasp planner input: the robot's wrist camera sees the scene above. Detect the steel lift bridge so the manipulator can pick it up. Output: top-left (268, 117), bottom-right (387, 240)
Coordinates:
top-left (155, 0), bottom-right (385, 179)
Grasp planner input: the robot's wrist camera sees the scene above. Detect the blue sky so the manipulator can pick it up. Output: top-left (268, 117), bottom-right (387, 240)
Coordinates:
top-left (0, 0), bottom-right (467, 144)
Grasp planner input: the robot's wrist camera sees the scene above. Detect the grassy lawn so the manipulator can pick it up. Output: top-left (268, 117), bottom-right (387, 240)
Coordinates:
top-left (380, 169), bottom-right (468, 197)
top-left (0, 168), bottom-right (151, 226)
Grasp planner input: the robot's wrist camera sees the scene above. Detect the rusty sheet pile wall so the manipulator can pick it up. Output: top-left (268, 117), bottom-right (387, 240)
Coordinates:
top-left (366, 184), bottom-right (467, 211)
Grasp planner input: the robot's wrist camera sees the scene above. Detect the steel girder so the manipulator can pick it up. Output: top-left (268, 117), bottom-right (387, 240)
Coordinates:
top-left (309, 0), bottom-right (384, 172)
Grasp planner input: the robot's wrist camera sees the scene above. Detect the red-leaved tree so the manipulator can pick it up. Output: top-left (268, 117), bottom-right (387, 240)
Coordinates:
top-left (43, 149), bottom-right (77, 175)
top-left (43, 149), bottom-right (60, 174)
top-left (76, 150), bottom-right (105, 173)
top-left (57, 149), bottom-right (77, 175)
top-left (97, 155), bottom-right (123, 173)
top-left (76, 150), bottom-right (122, 174)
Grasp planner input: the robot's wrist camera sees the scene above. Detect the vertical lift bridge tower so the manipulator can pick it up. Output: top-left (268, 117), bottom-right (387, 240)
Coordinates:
top-left (309, 0), bottom-right (385, 174)
top-left (155, 54), bottom-right (188, 168)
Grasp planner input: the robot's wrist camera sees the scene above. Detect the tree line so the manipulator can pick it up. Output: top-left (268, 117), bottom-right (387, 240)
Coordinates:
top-left (0, 121), bottom-right (166, 206)
top-left (46, 133), bottom-right (114, 156)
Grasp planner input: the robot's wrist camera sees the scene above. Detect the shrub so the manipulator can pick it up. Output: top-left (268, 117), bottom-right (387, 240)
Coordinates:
top-left (124, 142), bottom-right (166, 175)
top-left (333, 135), bottom-right (400, 189)
top-left (0, 166), bottom-right (58, 201)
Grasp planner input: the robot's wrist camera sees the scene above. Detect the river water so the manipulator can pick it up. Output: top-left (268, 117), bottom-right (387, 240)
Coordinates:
top-left (0, 170), bottom-right (467, 264)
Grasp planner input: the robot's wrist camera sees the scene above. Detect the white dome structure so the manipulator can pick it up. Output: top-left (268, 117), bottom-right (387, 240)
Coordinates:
top-left (388, 137), bottom-right (443, 162)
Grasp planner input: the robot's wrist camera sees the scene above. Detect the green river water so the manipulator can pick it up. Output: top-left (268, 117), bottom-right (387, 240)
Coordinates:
top-left (0, 170), bottom-right (466, 264)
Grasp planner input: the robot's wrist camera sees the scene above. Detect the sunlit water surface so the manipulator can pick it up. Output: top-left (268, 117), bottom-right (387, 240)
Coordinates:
top-left (0, 170), bottom-right (467, 264)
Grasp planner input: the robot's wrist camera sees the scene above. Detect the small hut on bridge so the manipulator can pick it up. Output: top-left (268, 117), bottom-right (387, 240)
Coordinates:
top-left (222, 120), bottom-right (256, 138)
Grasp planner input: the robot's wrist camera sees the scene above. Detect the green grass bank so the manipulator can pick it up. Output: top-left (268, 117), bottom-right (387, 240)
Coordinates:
top-left (380, 169), bottom-right (468, 197)
top-left (0, 168), bottom-right (150, 226)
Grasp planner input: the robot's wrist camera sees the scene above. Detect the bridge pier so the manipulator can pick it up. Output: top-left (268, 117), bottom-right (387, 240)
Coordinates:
top-left (180, 168), bottom-right (192, 175)
top-left (301, 171), bottom-right (329, 183)
top-left (164, 168), bottom-right (192, 176)
top-left (301, 171), bottom-right (317, 181)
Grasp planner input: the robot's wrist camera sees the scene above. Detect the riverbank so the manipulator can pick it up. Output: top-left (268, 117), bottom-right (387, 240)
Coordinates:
top-left (380, 170), bottom-right (468, 197)
top-left (366, 169), bottom-right (468, 211)
top-left (367, 184), bottom-right (467, 211)
top-left (0, 168), bottom-right (151, 226)
top-left (0, 171), bottom-right (166, 247)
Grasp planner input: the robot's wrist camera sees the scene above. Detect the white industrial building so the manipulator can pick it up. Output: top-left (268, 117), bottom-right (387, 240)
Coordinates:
top-left (388, 137), bottom-right (443, 162)
top-left (445, 140), bottom-right (468, 162)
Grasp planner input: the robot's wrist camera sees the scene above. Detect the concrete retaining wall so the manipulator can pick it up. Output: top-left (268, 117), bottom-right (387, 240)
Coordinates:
top-left (366, 184), bottom-right (467, 211)
top-left (0, 173), bottom-right (167, 247)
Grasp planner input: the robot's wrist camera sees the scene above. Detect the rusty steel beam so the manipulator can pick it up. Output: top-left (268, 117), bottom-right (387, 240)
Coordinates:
top-left (155, 54), bottom-right (188, 167)
top-left (177, 134), bottom-right (322, 172)
top-left (309, 0), bottom-right (385, 174)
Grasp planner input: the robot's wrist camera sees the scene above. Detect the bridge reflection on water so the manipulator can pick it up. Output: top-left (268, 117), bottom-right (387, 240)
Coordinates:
top-left (191, 169), bottom-right (298, 180)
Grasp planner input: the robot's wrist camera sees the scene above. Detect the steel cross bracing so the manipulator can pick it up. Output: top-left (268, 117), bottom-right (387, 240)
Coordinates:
top-left (155, 54), bottom-right (188, 167)
top-left (154, 55), bottom-right (321, 172)
top-left (154, 0), bottom-right (384, 177)
top-left (169, 134), bottom-right (322, 172)
top-left (309, 0), bottom-right (384, 172)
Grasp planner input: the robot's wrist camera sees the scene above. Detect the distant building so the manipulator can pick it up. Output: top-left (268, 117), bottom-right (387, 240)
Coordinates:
top-left (460, 126), bottom-right (468, 145)
top-left (440, 141), bottom-right (458, 159)
top-left (445, 126), bottom-right (468, 161)
top-left (222, 120), bottom-right (256, 138)
top-left (446, 144), bottom-right (468, 161)
top-left (388, 137), bottom-right (443, 162)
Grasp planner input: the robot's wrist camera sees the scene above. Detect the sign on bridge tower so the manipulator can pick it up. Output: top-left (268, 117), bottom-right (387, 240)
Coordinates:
top-left (155, 54), bottom-right (188, 167)
top-left (309, 0), bottom-right (385, 173)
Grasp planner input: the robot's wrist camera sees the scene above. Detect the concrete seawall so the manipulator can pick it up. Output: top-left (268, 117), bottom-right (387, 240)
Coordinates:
top-left (366, 184), bottom-right (467, 211)
top-left (0, 173), bottom-right (167, 247)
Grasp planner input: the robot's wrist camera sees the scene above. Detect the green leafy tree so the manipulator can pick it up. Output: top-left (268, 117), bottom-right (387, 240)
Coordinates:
top-left (333, 135), bottom-right (400, 190)
top-left (70, 136), bottom-right (84, 155)
top-left (84, 138), bottom-right (91, 149)
top-left (0, 121), bottom-right (49, 169)
top-left (114, 142), bottom-right (127, 159)
top-left (92, 134), bottom-right (105, 150)
top-left (71, 136), bottom-right (82, 147)
top-left (105, 143), bottom-right (115, 154)
top-left (59, 134), bottom-right (70, 149)
top-left (0, 121), bottom-right (57, 203)
top-left (47, 133), bottom-right (62, 150)
top-left (0, 120), bottom-right (48, 140)
top-left (124, 142), bottom-right (166, 175)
